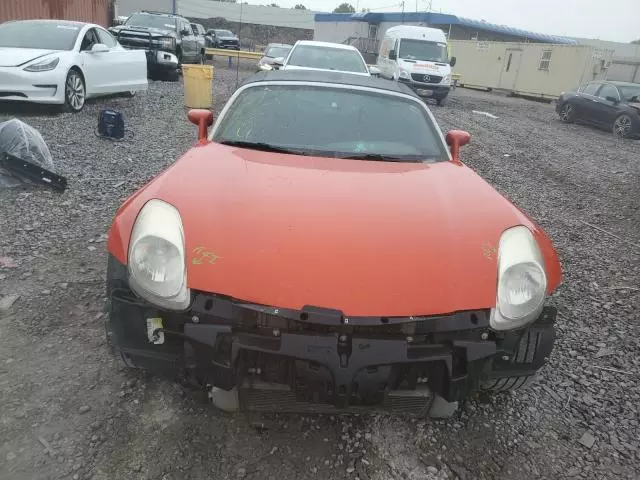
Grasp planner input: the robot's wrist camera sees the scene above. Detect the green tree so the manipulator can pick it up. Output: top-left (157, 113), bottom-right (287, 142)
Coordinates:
top-left (632, 39), bottom-right (640, 44)
top-left (294, 3), bottom-right (307, 9)
top-left (268, 2), bottom-right (279, 6)
top-left (333, 3), bottom-right (355, 13)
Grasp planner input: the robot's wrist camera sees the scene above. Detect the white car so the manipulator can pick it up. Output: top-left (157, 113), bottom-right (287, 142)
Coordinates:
top-left (0, 19), bottom-right (148, 112)
top-left (275, 41), bottom-right (374, 77)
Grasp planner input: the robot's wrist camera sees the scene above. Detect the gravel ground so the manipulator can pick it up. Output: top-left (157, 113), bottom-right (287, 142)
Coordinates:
top-left (1, 63), bottom-right (639, 480)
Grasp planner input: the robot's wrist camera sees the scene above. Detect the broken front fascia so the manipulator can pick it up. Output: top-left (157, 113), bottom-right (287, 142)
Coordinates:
top-left (107, 254), bottom-right (557, 408)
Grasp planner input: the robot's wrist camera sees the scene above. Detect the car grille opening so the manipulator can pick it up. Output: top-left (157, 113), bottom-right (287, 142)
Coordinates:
top-left (411, 73), bottom-right (442, 84)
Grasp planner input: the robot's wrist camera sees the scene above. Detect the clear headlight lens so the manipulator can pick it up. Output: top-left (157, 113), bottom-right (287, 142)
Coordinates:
top-left (259, 63), bottom-right (273, 71)
top-left (398, 69), bottom-right (411, 79)
top-left (154, 37), bottom-right (175, 50)
top-left (24, 57), bottom-right (59, 72)
top-left (491, 226), bottom-right (547, 331)
top-left (128, 199), bottom-right (190, 310)
top-left (443, 74), bottom-right (452, 84)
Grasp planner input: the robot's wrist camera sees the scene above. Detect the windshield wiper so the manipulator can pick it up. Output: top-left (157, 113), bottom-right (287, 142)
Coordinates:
top-left (337, 153), bottom-right (415, 162)
top-left (218, 140), bottom-right (306, 155)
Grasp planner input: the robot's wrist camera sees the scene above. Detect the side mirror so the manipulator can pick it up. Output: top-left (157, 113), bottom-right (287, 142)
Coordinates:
top-left (188, 109), bottom-right (214, 144)
top-left (90, 43), bottom-right (109, 53)
top-left (368, 66), bottom-right (381, 76)
top-left (389, 49), bottom-right (397, 60)
top-left (272, 57), bottom-right (285, 69)
top-left (180, 29), bottom-right (191, 37)
top-left (445, 130), bottom-right (471, 164)
top-left (605, 96), bottom-right (619, 104)
top-left (449, 56), bottom-right (457, 67)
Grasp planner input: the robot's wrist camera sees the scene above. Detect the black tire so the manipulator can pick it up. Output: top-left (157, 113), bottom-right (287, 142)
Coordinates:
top-left (436, 96), bottom-right (448, 107)
top-left (481, 330), bottom-right (543, 393)
top-left (482, 374), bottom-right (536, 392)
top-left (165, 68), bottom-right (180, 82)
top-left (63, 68), bottom-right (86, 112)
top-left (559, 102), bottom-right (575, 123)
top-left (613, 113), bottom-right (634, 138)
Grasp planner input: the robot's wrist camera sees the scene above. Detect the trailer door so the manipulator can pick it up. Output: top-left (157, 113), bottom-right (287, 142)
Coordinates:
top-left (498, 48), bottom-right (523, 90)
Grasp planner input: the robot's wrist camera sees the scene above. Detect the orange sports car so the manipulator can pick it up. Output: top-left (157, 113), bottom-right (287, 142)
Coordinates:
top-left (105, 71), bottom-right (561, 416)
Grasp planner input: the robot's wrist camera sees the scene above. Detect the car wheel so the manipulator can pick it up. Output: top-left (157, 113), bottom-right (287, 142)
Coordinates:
top-left (436, 96), bottom-right (448, 107)
top-left (165, 68), bottom-right (180, 82)
top-left (480, 330), bottom-right (543, 393)
top-left (613, 114), bottom-right (633, 138)
top-left (559, 102), bottom-right (575, 123)
top-left (64, 68), bottom-right (86, 112)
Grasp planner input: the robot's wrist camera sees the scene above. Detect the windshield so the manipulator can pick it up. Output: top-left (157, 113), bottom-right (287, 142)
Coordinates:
top-left (0, 21), bottom-right (81, 50)
top-left (215, 30), bottom-right (234, 37)
top-left (266, 46), bottom-right (291, 58)
top-left (212, 84), bottom-right (447, 162)
top-left (619, 85), bottom-right (640, 102)
top-left (287, 45), bottom-right (368, 73)
top-left (398, 39), bottom-right (448, 62)
top-left (125, 14), bottom-right (176, 30)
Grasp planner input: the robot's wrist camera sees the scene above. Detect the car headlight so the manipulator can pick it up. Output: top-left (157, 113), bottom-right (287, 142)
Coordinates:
top-left (154, 37), bottom-right (176, 51)
top-left (490, 226), bottom-right (547, 331)
top-left (259, 63), bottom-right (273, 71)
top-left (398, 69), bottom-right (411, 80)
top-left (443, 74), bottom-right (452, 84)
top-left (24, 57), bottom-right (59, 72)
top-left (128, 199), bottom-right (190, 311)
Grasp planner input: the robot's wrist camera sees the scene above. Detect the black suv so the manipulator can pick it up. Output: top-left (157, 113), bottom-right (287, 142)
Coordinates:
top-left (205, 28), bottom-right (240, 50)
top-left (110, 11), bottom-right (204, 80)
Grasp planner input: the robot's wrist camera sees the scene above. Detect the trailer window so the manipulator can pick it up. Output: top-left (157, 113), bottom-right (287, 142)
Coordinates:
top-left (538, 50), bottom-right (552, 71)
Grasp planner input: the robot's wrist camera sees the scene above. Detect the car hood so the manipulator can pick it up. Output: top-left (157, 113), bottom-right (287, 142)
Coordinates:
top-left (111, 25), bottom-right (175, 38)
top-left (108, 143), bottom-right (561, 317)
top-left (0, 48), bottom-right (58, 67)
top-left (282, 65), bottom-right (371, 76)
top-left (399, 58), bottom-right (447, 73)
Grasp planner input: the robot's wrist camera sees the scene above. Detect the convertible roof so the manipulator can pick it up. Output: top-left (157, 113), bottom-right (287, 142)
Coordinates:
top-left (242, 70), bottom-right (419, 98)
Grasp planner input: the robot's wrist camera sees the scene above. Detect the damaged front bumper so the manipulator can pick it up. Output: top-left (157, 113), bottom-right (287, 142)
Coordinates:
top-left (106, 256), bottom-right (556, 414)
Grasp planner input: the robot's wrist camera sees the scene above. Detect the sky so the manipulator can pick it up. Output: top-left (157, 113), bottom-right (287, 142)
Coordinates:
top-left (252, 0), bottom-right (639, 43)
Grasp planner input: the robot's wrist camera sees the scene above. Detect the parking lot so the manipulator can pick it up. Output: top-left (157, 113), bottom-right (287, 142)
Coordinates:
top-left (1, 61), bottom-right (639, 480)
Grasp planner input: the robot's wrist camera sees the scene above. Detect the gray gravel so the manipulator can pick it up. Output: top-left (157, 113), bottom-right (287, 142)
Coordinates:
top-left (1, 64), bottom-right (639, 480)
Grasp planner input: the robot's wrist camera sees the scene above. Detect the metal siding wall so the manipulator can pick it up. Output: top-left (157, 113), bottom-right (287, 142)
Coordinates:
top-left (0, 0), bottom-right (110, 27)
top-left (115, 0), bottom-right (173, 17)
top-left (178, 0), bottom-right (314, 29)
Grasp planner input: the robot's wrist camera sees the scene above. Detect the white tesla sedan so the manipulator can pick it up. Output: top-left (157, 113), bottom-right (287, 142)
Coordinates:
top-left (0, 19), bottom-right (148, 112)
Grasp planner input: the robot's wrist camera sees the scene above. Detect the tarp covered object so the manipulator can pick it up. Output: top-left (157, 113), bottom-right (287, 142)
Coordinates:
top-left (0, 119), bottom-right (54, 187)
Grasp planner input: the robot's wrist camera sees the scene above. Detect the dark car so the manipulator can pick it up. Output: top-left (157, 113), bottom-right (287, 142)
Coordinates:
top-left (109, 11), bottom-right (204, 80)
top-left (190, 22), bottom-right (206, 58)
top-left (257, 43), bottom-right (292, 71)
top-left (205, 28), bottom-right (240, 50)
top-left (556, 81), bottom-right (640, 138)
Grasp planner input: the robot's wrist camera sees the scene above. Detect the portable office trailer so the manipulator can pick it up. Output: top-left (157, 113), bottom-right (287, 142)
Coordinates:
top-left (449, 40), bottom-right (614, 99)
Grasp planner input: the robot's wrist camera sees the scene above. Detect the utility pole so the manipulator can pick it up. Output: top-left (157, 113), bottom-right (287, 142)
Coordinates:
top-left (401, 1), bottom-right (405, 23)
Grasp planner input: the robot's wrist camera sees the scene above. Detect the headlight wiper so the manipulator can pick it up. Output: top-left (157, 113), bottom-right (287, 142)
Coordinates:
top-left (218, 140), bottom-right (306, 155)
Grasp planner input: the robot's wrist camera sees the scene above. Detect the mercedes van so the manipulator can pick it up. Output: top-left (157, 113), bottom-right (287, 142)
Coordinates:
top-left (377, 25), bottom-right (456, 105)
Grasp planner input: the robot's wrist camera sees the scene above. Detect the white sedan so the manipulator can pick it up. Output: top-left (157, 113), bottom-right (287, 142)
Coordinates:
top-left (275, 40), bottom-right (379, 77)
top-left (0, 19), bottom-right (148, 112)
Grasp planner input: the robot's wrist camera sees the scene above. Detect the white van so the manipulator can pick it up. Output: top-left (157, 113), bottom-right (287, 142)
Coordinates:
top-left (377, 25), bottom-right (456, 106)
